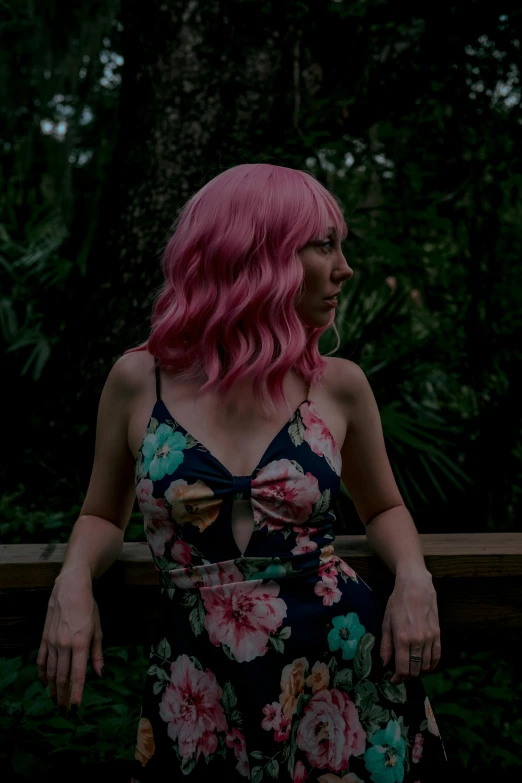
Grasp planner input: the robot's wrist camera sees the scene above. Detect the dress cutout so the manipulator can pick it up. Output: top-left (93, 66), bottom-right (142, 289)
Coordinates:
top-left (129, 357), bottom-right (448, 782)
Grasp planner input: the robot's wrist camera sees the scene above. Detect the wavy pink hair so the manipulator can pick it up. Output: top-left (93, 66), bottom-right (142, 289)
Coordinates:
top-left (124, 163), bottom-right (348, 418)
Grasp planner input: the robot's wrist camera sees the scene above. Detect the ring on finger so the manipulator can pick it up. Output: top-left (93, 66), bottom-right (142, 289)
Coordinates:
top-left (409, 647), bottom-right (423, 673)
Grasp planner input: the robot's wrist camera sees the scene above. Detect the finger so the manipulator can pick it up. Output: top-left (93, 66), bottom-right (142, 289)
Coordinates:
top-left (380, 616), bottom-right (394, 667)
top-left (421, 640), bottom-right (433, 673)
top-left (55, 641), bottom-right (73, 709)
top-left (90, 604), bottom-right (104, 678)
top-left (46, 609), bottom-right (61, 704)
top-left (70, 644), bottom-right (89, 710)
top-left (428, 637), bottom-right (441, 671)
top-left (37, 637), bottom-right (49, 688)
top-left (390, 638), bottom-right (410, 684)
top-left (408, 646), bottom-right (424, 679)
top-left (37, 604), bottom-right (55, 687)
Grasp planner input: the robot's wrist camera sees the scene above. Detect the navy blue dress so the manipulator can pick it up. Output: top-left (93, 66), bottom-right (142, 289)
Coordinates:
top-left (129, 359), bottom-right (448, 782)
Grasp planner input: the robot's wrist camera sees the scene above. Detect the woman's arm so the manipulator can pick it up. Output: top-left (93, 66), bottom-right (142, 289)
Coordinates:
top-left (364, 504), bottom-right (429, 578)
top-left (338, 359), bottom-right (440, 682)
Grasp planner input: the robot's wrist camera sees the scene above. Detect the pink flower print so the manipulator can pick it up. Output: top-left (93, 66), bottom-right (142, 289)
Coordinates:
top-left (172, 539), bottom-right (191, 565)
top-left (291, 535), bottom-right (319, 555)
top-left (262, 702), bottom-right (284, 731)
top-left (170, 566), bottom-right (207, 590)
top-left (336, 557), bottom-right (358, 581)
top-left (294, 525), bottom-right (319, 539)
top-left (201, 580), bottom-right (287, 662)
top-left (236, 754), bottom-right (251, 778)
top-left (317, 774), bottom-right (365, 783)
top-left (274, 712), bottom-right (291, 742)
top-left (225, 729), bottom-right (250, 777)
top-left (412, 732), bottom-right (424, 763)
top-left (159, 654), bottom-right (227, 762)
top-left (314, 578), bottom-right (342, 606)
top-left (301, 401), bottom-right (342, 476)
top-left (164, 478), bottom-right (222, 532)
top-left (424, 697), bottom-right (441, 736)
top-left (318, 561), bottom-right (339, 580)
top-left (252, 459), bottom-right (322, 531)
top-left (297, 688), bottom-right (366, 772)
top-left (294, 760), bottom-right (308, 783)
top-left (225, 727), bottom-right (246, 759)
top-left (171, 560), bottom-right (244, 590)
top-left (137, 478), bottom-right (173, 557)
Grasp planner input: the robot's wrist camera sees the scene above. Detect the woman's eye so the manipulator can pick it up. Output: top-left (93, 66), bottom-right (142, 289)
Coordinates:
top-left (320, 240), bottom-right (334, 251)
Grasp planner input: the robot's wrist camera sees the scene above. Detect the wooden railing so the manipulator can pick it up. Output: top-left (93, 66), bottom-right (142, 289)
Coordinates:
top-left (1, 533), bottom-right (521, 656)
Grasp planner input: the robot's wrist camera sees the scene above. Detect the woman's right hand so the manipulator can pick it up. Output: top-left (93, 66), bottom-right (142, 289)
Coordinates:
top-left (36, 572), bottom-right (104, 712)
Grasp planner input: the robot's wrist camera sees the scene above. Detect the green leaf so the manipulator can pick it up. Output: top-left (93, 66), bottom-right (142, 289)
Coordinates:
top-left (279, 626), bottom-right (292, 640)
top-left (189, 602), bottom-right (206, 637)
top-left (266, 759), bottom-right (279, 778)
top-left (287, 720), bottom-right (299, 778)
top-left (156, 637), bottom-right (171, 659)
top-left (354, 632), bottom-right (375, 679)
top-left (45, 716), bottom-right (73, 728)
top-left (250, 750), bottom-right (265, 760)
top-left (355, 679), bottom-right (379, 717)
top-left (334, 667), bottom-right (353, 691)
top-left (251, 765), bottom-right (264, 783)
top-left (287, 750), bottom-right (295, 780)
top-left (379, 675), bottom-right (407, 704)
top-left (222, 681), bottom-right (238, 714)
top-left (156, 667), bottom-right (171, 682)
top-left (269, 635), bottom-right (284, 654)
top-left (368, 703), bottom-right (390, 724)
top-left (328, 655), bottom-right (338, 678)
top-left (182, 592), bottom-right (198, 608)
top-left (181, 754), bottom-right (197, 775)
top-left (296, 692), bottom-right (312, 716)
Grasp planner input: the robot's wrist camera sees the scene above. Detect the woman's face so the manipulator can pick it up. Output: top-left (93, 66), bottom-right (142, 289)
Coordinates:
top-left (296, 227), bottom-right (353, 327)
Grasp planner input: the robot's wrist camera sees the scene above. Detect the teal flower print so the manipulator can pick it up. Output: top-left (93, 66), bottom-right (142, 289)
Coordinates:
top-left (248, 564), bottom-right (288, 580)
top-left (364, 719), bottom-right (406, 783)
top-left (142, 423), bottom-right (187, 481)
top-left (327, 612), bottom-right (366, 660)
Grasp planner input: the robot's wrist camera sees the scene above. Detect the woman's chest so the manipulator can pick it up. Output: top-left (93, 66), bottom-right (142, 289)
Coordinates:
top-left (127, 356), bottom-right (348, 477)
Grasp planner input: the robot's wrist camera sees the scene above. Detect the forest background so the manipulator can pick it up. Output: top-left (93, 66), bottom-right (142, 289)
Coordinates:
top-left (1, 0), bottom-right (521, 780)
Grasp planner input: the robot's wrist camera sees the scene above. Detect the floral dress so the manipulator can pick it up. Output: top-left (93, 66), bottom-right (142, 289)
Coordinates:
top-left (129, 359), bottom-right (448, 782)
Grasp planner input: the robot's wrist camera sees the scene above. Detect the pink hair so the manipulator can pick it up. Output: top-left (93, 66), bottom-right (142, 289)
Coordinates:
top-left (124, 163), bottom-right (348, 419)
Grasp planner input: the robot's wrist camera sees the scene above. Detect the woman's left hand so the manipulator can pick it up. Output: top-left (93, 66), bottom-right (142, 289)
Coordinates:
top-left (380, 566), bottom-right (441, 684)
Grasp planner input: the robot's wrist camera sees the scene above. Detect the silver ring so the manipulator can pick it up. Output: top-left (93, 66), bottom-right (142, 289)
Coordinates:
top-left (409, 655), bottom-right (422, 662)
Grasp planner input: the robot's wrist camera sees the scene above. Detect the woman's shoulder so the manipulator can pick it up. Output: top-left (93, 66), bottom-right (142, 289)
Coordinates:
top-left (113, 349), bottom-right (156, 394)
top-left (323, 356), bottom-right (369, 411)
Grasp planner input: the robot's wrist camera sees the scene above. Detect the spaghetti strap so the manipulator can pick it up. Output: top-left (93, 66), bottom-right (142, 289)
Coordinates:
top-left (153, 356), bottom-right (161, 401)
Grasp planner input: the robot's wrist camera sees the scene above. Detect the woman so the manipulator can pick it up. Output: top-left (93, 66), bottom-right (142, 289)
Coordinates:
top-left (41, 163), bottom-right (448, 782)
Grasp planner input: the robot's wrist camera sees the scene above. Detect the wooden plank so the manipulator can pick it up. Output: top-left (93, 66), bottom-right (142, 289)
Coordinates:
top-left (1, 534), bottom-right (522, 654)
top-left (2, 533), bottom-right (522, 586)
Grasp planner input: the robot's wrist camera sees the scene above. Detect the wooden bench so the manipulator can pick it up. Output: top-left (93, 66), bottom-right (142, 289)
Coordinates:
top-left (1, 533), bottom-right (521, 656)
